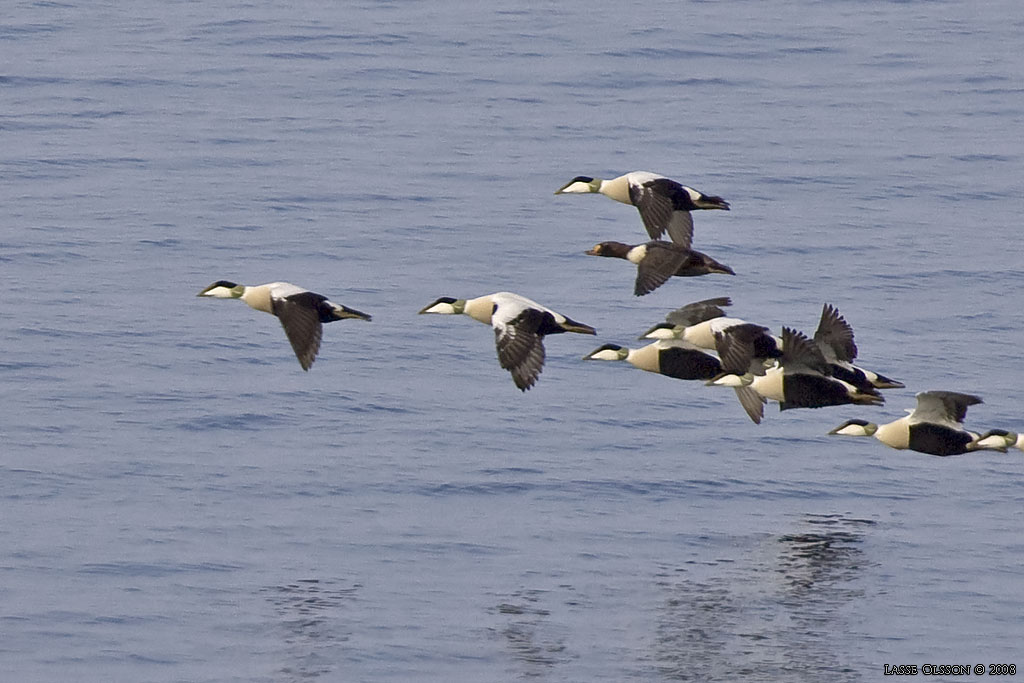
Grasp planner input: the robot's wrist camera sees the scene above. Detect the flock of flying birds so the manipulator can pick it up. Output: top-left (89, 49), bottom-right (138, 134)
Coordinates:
top-left (197, 170), bottom-right (1021, 458)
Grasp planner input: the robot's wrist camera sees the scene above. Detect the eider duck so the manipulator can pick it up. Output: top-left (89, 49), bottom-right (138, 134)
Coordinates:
top-left (639, 301), bottom-right (782, 384)
top-left (196, 280), bottom-right (371, 371)
top-left (555, 172), bottom-right (729, 246)
top-left (586, 240), bottom-right (734, 296)
top-left (639, 301), bottom-right (780, 364)
top-left (418, 291), bottom-right (596, 391)
top-left (583, 339), bottom-right (762, 418)
top-left (829, 391), bottom-right (1006, 456)
top-left (582, 340), bottom-right (722, 381)
top-left (638, 297), bottom-right (733, 340)
top-left (712, 327), bottom-right (883, 423)
top-left (813, 303), bottom-right (904, 391)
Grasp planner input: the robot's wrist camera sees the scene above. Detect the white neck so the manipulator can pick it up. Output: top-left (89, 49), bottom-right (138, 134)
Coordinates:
top-left (598, 174), bottom-right (633, 204)
top-left (464, 295), bottom-right (494, 324)
top-left (241, 285), bottom-right (274, 314)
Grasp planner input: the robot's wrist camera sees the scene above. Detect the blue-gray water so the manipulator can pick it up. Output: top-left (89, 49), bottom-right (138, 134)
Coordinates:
top-left (3, 1), bottom-right (1023, 681)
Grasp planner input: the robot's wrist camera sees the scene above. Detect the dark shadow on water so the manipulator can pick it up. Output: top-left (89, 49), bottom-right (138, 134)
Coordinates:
top-left (489, 588), bottom-right (571, 678)
top-left (650, 514), bottom-right (873, 682)
top-left (261, 578), bottom-right (360, 681)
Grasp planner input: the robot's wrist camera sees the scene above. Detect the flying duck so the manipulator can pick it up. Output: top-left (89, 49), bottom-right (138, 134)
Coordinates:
top-left (583, 339), bottom-right (763, 418)
top-left (418, 291), bottom-right (596, 391)
top-left (829, 391), bottom-right (1006, 456)
top-left (639, 300), bottom-right (782, 378)
top-left (586, 240), bottom-right (734, 296)
top-left (712, 327), bottom-right (883, 423)
top-left (582, 339), bottom-right (722, 381)
top-left (555, 172), bottom-right (729, 247)
top-left (638, 297), bottom-right (733, 340)
top-left (813, 303), bottom-right (904, 391)
top-left (196, 280), bottom-right (371, 371)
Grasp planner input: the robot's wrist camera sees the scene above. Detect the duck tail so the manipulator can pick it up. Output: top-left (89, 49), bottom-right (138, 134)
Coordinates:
top-left (695, 195), bottom-right (730, 211)
top-left (851, 392), bottom-right (885, 407)
top-left (869, 373), bottom-right (905, 389)
top-left (561, 318), bottom-right (597, 335)
top-left (327, 303), bottom-right (372, 322)
top-left (704, 255), bottom-right (735, 276)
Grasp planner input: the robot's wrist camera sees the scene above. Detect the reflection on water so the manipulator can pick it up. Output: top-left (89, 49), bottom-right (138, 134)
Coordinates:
top-left (490, 588), bottom-right (570, 678)
top-left (778, 514), bottom-right (872, 610)
top-left (262, 578), bottom-right (360, 681)
top-left (651, 515), bottom-right (872, 682)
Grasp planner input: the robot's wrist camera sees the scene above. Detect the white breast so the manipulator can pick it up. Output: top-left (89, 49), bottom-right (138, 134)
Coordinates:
top-left (875, 418), bottom-right (911, 449)
top-left (626, 244), bottom-right (648, 265)
top-left (751, 367), bottom-right (784, 402)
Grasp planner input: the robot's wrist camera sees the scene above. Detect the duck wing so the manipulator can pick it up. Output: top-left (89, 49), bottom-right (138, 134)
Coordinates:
top-left (781, 327), bottom-right (831, 376)
top-left (493, 307), bottom-right (549, 391)
top-left (634, 242), bottom-right (688, 296)
top-left (629, 178), bottom-right (695, 248)
top-left (814, 303), bottom-right (858, 362)
top-left (734, 386), bottom-right (766, 424)
top-left (911, 391), bottom-right (983, 425)
top-left (272, 292), bottom-right (325, 371)
top-left (713, 323), bottom-right (775, 375)
top-left (664, 297), bottom-right (732, 327)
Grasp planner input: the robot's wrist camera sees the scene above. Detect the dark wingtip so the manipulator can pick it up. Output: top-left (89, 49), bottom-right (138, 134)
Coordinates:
top-left (513, 376), bottom-right (535, 391)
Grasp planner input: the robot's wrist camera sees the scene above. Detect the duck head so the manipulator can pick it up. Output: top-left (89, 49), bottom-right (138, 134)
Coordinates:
top-left (828, 419), bottom-right (879, 437)
top-left (639, 322), bottom-right (681, 340)
top-left (418, 296), bottom-right (467, 315)
top-left (583, 343), bottom-right (629, 361)
top-left (554, 176), bottom-right (601, 194)
top-left (197, 280), bottom-right (244, 299)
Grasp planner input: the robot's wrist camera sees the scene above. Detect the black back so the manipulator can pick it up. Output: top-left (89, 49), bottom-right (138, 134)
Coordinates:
top-left (827, 363), bottom-right (873, 392)
top-left (646, 177), bottom-right (701, 211)
top-left (780, 374), bottom-right (853, 410)
top-left (280, 291), bottom-right (334, 322)
top-left (908, 423), bottom-right (974, 456)
top-left (657, 347), bottom-right (722, 381)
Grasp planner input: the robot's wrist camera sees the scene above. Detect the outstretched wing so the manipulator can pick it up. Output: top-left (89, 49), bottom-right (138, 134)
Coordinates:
top-left (734, 386), bottom-right (766, 424)
top-left (494, 307), bottom-right (549, 391)
top-left (629, 178), bottom-right (695, 248)
top-left (664, 297), bottom-right (732, 327)
top-left (780, 327), bottom-right (830, 376)
top-left (272, 293), bottom-right (325, 370)
top-left (814, 303), bottom-right (858, 362)
top-left (634, 242), bottom-right (688, 296)
top-left (912, 391), bottom-right (982, 425)
top-left (713, 323), bottom-right (775, 375)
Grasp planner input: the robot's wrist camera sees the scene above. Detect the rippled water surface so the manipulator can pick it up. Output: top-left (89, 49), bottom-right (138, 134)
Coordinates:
top-left (3, 1), bottom-right (1024, 680)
